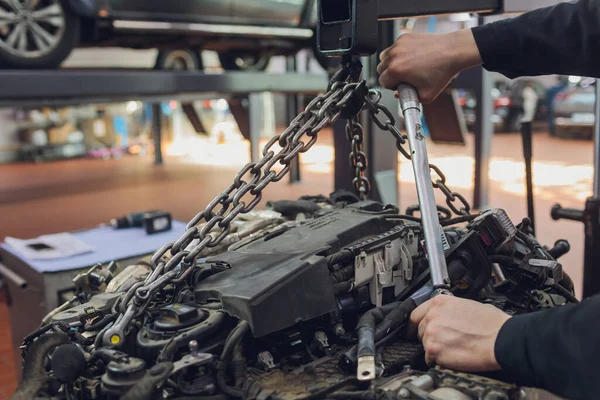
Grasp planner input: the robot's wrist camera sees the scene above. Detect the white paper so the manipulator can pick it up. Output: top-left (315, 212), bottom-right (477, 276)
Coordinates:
top-left (5, 233), bottom-right (94, 260)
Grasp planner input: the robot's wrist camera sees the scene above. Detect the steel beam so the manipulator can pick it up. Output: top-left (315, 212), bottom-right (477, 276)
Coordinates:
top-left (0, 70), bottom-right (327, 108)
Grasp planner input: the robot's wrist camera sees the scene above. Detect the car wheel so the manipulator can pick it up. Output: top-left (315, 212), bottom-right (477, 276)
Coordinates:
top-left (218, 51), bottom-right (270, 71)
top-left (0, 0), bottom-right (78, 69)
top-left (154, 49), bottom-right (203, 71)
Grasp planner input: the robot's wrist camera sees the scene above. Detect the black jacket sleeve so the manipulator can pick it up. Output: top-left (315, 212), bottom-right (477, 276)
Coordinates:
top-left (494, 294), bottom-right (600, 400)
top-left (471, 0), bottom-right (600, 79)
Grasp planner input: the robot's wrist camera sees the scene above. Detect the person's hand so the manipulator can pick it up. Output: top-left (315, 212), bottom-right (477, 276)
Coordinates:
top-left (377, 30), bottom-right (483, 103)
top-left (409, 295), bottom-right (510, 372)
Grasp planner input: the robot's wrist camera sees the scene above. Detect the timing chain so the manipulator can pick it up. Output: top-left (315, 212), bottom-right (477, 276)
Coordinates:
top-left (109, 71), bottom-right (472, 334)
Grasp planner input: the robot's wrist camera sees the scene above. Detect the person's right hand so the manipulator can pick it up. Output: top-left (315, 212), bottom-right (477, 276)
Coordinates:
top-left (409, 295), bottom-right (510, 372)
top-left (377, 30), bottom-right (483, 103)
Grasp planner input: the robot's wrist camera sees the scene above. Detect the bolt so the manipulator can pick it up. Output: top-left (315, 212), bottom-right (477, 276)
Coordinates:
top-left (334, 324), bottom-right (345, 337)
top-left (189, 340), bottom-right (199, 357)
top-left (398, 388), bottom-right (411, 398)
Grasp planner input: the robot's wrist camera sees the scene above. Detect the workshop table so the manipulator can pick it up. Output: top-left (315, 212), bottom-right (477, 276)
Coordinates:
top-left (0, 221), bottom-right (186, 376)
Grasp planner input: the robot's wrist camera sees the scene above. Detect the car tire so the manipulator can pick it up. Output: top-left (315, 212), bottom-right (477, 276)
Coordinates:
top-left (0, 0), bottom-right (78, 69)
top-left (154, 49), bottom-right (203, 71)
top-left (218, 51), bottom-right (270, 71)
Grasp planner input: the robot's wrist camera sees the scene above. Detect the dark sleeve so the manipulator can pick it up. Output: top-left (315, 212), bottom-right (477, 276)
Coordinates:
top-left (494, 294), bottom-right (600, 399)
top-left (471, 0), bottom-right (600, 79)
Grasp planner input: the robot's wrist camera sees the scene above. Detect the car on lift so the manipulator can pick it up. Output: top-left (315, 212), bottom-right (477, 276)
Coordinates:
top-left (554, 84), bottom-right (596, 139)
top-left (0, 0), bottom-right (318, 70)
top-left (459, 78), bottom-right (548, 133)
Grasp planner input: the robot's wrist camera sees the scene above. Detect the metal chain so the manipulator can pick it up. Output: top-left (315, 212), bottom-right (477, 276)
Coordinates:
top-left (110, 81), bottom-right (362, 324)
top-left (107, 75), bottom-right (472, 334)
top-left (364, 90), bottom-right (471, 216)
top-left (346, 115), bottom-right (370, 199)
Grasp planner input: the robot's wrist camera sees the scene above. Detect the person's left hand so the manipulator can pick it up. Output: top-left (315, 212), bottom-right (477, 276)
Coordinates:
top-left (409, 295), bottom-right (511, 372)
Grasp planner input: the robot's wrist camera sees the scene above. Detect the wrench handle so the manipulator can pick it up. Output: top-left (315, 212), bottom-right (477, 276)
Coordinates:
top-left (397, 83), bottom-right (449, 288)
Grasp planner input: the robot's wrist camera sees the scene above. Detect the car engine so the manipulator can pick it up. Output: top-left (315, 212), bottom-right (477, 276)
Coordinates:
top-left (12, 73), bottom-right (577, 400)
top-left (12, 193), bottom-right (575, 400)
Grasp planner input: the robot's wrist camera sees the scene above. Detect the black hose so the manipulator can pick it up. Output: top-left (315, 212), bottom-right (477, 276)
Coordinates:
top-left (326, 250), bottom-right (355, 268)
top-left (86, 313), bottom-right (118, 331)
top-left (331, 266), bottom-right (354, 282)
top-left (333, 281), bottom-right (354, 295)
top-left (217, 321), bottom-right (250, 398)
top-left (22, 323), bottom-right (53, 345)
top-left (348, 300), bottom-right (416, 367)
top-left (94, 320), bottom-right (115, 349)
top-left (516, 231), bottom-right (548, 259)
top-left (553, 284), bottom-right (579, 303)
top-left (158, 311), bottom-right (226, 362)
top-left (440, 214), bottom-right (479, 226)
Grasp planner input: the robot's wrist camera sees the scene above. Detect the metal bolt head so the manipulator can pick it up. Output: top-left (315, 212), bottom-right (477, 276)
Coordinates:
top-left (189, 340), bottom-right (198, 355)
top-left (398, 388), bottom-right (411, 398)
top-left (334, 324), bottom-right (345, 337)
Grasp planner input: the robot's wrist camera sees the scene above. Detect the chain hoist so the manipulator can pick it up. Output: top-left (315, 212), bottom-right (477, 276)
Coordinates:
top-left (101, 62), bottom-right (472, 346)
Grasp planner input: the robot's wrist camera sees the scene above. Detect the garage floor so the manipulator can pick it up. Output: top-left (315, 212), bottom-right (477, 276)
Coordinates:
top-left (0, 129), bottom-right (594, 398)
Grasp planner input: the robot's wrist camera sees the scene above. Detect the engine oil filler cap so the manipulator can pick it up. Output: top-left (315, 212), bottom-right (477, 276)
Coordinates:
top-left (101, 357), bottom-right (147, 395)
top-left (153, 303), bottom-right (208, 331)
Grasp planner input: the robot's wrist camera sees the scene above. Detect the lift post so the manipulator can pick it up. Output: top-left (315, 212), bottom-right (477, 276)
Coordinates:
top-left (552, 80), bottom-right (600, 298)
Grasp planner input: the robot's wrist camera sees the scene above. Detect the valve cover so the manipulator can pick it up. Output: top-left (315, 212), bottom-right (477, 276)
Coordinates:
top-left (194, 201), bottom-right (401, 337)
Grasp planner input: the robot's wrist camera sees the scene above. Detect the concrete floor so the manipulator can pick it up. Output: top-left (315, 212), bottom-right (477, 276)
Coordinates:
top-left (0, 129), bottom-right (595, 398)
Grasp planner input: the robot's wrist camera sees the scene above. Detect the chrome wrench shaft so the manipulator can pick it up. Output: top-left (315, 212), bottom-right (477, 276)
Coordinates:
top-left (397, 83), bottom-right (450, 288)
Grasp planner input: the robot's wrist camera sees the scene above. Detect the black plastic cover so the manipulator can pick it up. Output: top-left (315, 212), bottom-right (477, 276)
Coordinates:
top-left (194, 202), bottom-right (398, 337)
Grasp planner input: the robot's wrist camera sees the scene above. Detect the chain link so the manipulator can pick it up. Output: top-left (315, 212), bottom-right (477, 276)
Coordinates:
top-left (346, 116), bottom-right (370, 199)
top-left (107, 73), bottom-right (472, 332)
top-left (365, 92), bottom-right (471, 216)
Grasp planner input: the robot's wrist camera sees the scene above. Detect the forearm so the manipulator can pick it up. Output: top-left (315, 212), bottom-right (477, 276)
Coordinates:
top-left (472, 0), bottom-right (600, 78)
top-left (495, 295), bottom-right (600, 399)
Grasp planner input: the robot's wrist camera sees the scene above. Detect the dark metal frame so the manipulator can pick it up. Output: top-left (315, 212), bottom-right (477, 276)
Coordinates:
top-left (0, 70), bottom-right (326, 166)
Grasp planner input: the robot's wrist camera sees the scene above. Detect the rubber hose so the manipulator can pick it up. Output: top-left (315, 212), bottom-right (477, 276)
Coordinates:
top-left (217, 321), bottom-right (250, 398)
top-left (94, 320), bottom-right (115, 349)
top-left (22, 323), bottom-right (53, 345)
top-left (327, 250), bottom-right (355, 268)
top-left (158, 311), bottom-right (226, 362)
top-left (553, 283), bottom-right (579, 303)
top-left (330, 265), bottom-right (354, 282)
top-left (372, 299), bottom-right (417, 341)
top-left (333, 281), bottom-right (353, 295)
top-left (348, 300), bottom-right (416, 366)
top-left (349, 302), bottom-right (399, 363)
top-left (231, 341), bottom-right (246, 388)
top-left (440, 214), bottom-right (479, 226)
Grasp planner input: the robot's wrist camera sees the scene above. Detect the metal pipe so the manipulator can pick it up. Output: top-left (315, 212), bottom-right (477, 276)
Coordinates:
top-left (0, 262), bottom-right (28, 289)
top-left (594, 80), bottom-right (600, 197)
top-left (397, 83), bottom-right (449, 288)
